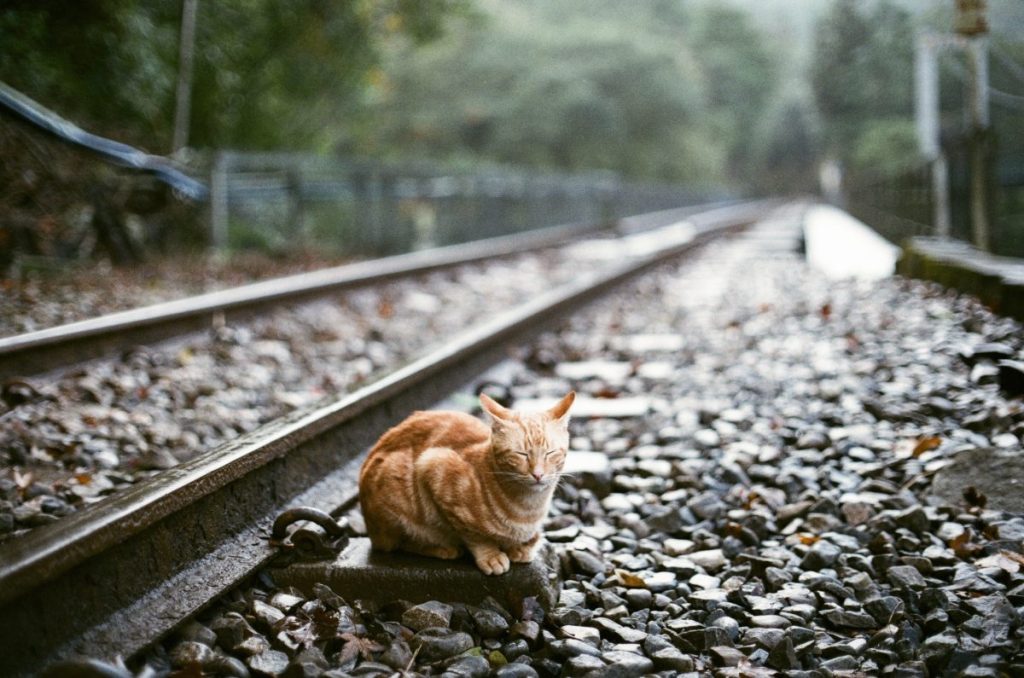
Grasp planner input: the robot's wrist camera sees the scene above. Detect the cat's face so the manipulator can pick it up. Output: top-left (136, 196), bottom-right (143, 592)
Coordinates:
top-left (481, 392), bottom-right (574, 492)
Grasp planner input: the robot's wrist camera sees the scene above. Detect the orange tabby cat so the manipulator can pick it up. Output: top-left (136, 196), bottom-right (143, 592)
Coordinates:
top-left (358, 391), bottom-right (575, 575)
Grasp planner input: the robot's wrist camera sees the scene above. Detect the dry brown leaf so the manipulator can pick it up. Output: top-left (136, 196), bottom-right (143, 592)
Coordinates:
top-left (975, 552), bottom-right (1021, 574)
top-left (798, 533), bottom-right (820, 546)
top-left (615, 569), bottom-right (647, 588)
top-left (338, 632), bottom-right (384, 664)
top-left (912, 436), bottom-right (942, 457)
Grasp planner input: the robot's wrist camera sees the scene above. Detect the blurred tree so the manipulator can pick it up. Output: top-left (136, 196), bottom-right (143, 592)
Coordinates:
top-left (0, 0), bottom-right (468, 151)
top-left (351, 0), bottom-right (785, 190)
top-left (687, 4), bottom-right (779, 186)
top-left (810, 0), bottom-right (916, 175)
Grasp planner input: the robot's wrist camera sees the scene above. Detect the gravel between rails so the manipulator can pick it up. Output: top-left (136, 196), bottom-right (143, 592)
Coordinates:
top-left (128, 213), bottom-right (1024, 676)
top-left (0, 252), bottom-right (355, 337)
top-left (0, 244), bottom-right (625, 542)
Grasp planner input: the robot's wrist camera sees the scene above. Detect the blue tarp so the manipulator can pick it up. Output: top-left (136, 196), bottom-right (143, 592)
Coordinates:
top-left (0, 81), bottom-right (208, 201)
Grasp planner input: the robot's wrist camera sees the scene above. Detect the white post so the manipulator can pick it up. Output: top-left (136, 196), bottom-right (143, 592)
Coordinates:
top-left (915, 34), bottom-right (951, 237)
top-left (211, 152), bottom-right (229, 249)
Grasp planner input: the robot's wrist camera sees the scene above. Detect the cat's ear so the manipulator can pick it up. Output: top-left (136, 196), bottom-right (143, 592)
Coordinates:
top-left (546, 391), bottom-right (575, 423)
top-left (480, 393), bottom-right (514, 422)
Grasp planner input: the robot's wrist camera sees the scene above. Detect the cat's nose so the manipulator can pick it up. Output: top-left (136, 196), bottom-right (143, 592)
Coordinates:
top-left (532, 471), bottom-right (544, 483)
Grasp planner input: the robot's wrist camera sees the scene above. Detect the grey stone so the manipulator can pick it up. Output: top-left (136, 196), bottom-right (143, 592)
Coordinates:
top-left (894, 506), bottom-right (930, 533)
top-left (403, 601), bottom-right (454, 631)
top-left (379, 639), bottom-right (413, 670)
top-left (766, 636), bottom-right (799, 670)
top-left (822, 608), bottom-right (877, 629)
top-left (920, 633), bottom-right (957, 669)
top-left (470, 607), bottom-right (509, 638)
top-left (710, 615), bottom-right (740, 641)
top-left (494, 664), bottom-right (539, 678)
top-left (592, 617), bottom-right (647, 643)
top-left (709, 646), bottom-right (746, 667)
top-left (548, 638), bottom-right (602, 659)
top-left (743, 627), bottom-right (785, 649)
top-left (170, 641), bottom-right (216, 669)
top-left (177, 621), bottom-right (218, 648)
top-left (649, 646), bottom-right (694, 672)
top-left (251, 600), bottom-right (286, 630)
top-left (443, 655), bottom-right (489, 678)
top-left (601, 650), bottom-right (655, 677)
top-left (570, 549), bottom-right (607, 576)
top-left (210, 613), bottom-right (255, 650)
top-left (749, 614), bottom-right (790, 629)
top-left (560, 625), bottom-right (600, 646)
top-left (565, 654), bottom-right (605, 676)
top-left (820, 655), bottom-right (860, 671)
top-left (887, 565), bottom-right (926, 589)
top-left (410, 629), bottom-right (474, 662)
top-left (800, 540), bottom-right (841, 570)
top-left (247, 650), bottom-right (290, 678)
top-left (688, 548), bottom-right (726, 573)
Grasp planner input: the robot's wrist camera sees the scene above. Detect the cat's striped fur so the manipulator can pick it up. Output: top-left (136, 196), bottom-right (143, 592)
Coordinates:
top-left (358, 392), bottom-right (575, 575)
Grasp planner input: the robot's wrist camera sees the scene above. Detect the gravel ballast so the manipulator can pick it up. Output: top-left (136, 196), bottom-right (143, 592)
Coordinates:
top-left (127, 212), bottom-right (1024, 676)
top-left (0, 245), bottom-right (618, 541)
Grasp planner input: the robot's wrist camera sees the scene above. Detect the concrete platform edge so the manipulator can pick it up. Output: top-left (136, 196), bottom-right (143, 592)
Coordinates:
top-left (898, 237), bottom-right (1024, 322)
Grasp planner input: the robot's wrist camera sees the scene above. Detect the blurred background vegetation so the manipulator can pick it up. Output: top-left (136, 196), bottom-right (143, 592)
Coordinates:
top-left (2, 0), bottom-right (1023, 259)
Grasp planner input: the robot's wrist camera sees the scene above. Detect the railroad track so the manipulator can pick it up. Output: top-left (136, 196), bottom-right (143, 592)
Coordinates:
top-left (0, 200), bottom-right (773, 675)
top-left (0, 201), bottom-right (737, 381)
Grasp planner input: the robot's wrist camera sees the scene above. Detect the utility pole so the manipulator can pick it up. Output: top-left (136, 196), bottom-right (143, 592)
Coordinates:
top-left (956, 0), bottom-right (991, 251)
top-left (172, 0), bottom-right (199, 154)
top-left (913, 1), bottom-right (991, 248)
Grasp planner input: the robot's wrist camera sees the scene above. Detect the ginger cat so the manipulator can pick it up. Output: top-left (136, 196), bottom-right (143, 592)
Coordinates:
top-left (358, 391), bottom-right (575, 575)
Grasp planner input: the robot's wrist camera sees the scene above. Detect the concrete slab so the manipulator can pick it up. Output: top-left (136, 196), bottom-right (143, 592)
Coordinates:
top-left (514, 396), bottom-right (655, 418)
top-left (555, 361), bottom-right (633, 381)
top-left (610, 334), bottom-right (686, 353)
top-left (803, 205), bottom-right (900, 280)
top-left (269, 538), bottom-right (562, 611)
top-left (899, 237), bottom-right (1024, 322)
top-left (928, 448), bottom-right (1024, 513)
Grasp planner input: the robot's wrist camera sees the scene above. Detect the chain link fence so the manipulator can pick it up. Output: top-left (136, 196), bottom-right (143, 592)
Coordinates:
top-left (209, 152), bottom-right (724, 256)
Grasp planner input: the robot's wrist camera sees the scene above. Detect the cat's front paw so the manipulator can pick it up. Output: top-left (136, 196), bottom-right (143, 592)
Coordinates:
top-left (473, 548), bottom-right (511, 575)
top-left (507, 541), bottom-right (538, 563)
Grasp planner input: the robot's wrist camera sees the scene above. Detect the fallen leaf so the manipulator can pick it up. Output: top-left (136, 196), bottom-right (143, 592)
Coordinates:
top-left (912, 436), bottom-right (942, 457)
top-left (963, 485), bottom-right (987, 509)
top-left (951, 531), bottom-right (983, 559)
top-left (13, 468), bottom-right (33, 490)
top-left (338, 632), bottom-right (384, 664)
top-left (798, 533), bottom-right (820, 546)
top-left (615, 569), bottom-right (647, 588)
top-left (975, 552), bottom-right (1021, 574)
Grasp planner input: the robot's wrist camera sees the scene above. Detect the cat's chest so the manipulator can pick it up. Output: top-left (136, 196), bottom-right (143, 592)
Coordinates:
top-left (493, 496), bottom-right (548, 540)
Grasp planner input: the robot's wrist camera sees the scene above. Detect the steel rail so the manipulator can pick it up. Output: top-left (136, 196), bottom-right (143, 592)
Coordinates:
top-left (0, 218), bottom-right (610, 380)
top-left (0, 201), bottom-right (771, 675)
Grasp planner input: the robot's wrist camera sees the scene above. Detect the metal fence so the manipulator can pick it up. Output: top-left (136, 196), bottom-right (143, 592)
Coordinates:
top-left (208, 152), bottom-right (723, 256)
top-left (843, 146), bottom-right (1024, 256)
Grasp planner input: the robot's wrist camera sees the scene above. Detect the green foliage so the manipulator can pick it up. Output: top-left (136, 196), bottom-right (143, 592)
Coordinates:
top-left (810, 0), bottom-right (915, 167)
top-left (0, 0), bottom-right (468, 152)
top-left (851, 119), bottom-right (920, 177)
top-left (351, 0), bottom-right (781, 189)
